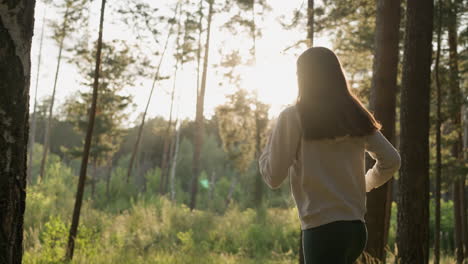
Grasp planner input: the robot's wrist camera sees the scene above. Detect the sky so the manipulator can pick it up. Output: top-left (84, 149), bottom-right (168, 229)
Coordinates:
top-left (30, 0), bottom-right (332, 127)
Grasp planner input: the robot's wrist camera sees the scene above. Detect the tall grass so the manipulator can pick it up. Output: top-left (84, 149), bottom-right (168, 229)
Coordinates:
top-left (23, 147), bottom-right (457, 263)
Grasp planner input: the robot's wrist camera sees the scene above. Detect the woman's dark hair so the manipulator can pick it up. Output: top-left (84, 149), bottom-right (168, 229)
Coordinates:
top-left (296, 47), bottom-right (381, 140)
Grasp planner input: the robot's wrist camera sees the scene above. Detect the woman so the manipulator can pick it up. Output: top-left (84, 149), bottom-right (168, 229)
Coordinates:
top-left (259, 47), bottom-right (401, 264)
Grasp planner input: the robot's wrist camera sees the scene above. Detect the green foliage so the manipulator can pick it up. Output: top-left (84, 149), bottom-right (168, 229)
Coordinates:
top-left (24, 165), bottom-right (301, 263)
top-left (216, 89), bottom-right (256, 174)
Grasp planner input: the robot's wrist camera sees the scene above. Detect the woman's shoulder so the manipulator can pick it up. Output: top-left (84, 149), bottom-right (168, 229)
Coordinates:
top-left (279, 104), bottom-right (299, 119)
top-left (277, 105), bottom-right (301, 126)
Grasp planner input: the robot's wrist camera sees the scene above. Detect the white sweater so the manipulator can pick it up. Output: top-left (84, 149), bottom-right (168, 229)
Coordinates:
top-left (259, 105), bottom-right (401, 230)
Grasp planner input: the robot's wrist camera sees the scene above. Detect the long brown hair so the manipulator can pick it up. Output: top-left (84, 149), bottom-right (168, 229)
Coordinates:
top-left (296, 47), bottom-right (381, 140)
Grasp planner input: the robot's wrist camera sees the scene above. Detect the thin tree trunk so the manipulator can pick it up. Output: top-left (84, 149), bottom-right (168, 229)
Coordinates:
top-left (190, 0), bottom-right (214, 211)
top-left (126, 2), bottom-right (181, 182)
top-left (454, 182), bottom-right (464, 263)
top-left (447, 1), bottom-right (465, 262)
top-left (225, 174), bottom-right (238, 208)
top-left (65, 0), bottom-right (106, 259)
top-left (364, 0), bottom-right (400, 262)
top-left (307, 0), bottom-right (314, 47)
top-left (209, 170), bottom-right (217, 201)
top-left (91, 158), bottom-right (97, 198)
top-left (105, 160), bottom-right (112, 199)
top-left (196, 0), bottom-right (204, 99)
top-left (464, 105), bottom-right (468, 258)
top-left (254, 114), bottom-right (263, 207)
top-left (28, 8), bottom-right (46, 183)
top-left (38, 4), bottom-right (70, 181)
top-left (170, 123), bottom-right (181, 201)
top-left (0, 2), bottom-right (36, 263)
top-left (460, 176), bottom-right (468, 259)
top-left (396, 0), bottom-right (433, 263)
top-left (160, 6), bottom-right (185, 194)
top-left (251, 0), bottom-right (263, 209)
top-left (434, 0), bottom-right (443, 263)
top-left (160, 57), bottom-right (180, 194)
top-left (165, 131), bottom-right (176, 194)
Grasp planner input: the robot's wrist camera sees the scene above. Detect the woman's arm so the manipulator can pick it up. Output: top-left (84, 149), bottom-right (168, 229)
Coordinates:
top-left (365, 131), bottom-right (401, 192)
top-left (259, 107), bottom-right (301, 189)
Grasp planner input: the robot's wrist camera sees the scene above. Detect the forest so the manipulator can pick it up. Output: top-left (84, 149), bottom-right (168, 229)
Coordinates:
top-left (0, 0), bottom-right (467, 263)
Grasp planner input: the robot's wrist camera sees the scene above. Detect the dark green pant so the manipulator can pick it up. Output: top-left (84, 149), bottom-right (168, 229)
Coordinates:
top-left (302, 220), bottom-right (367, 264)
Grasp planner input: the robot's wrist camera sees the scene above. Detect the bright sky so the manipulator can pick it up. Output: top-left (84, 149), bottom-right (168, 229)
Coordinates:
top-left (30, 0), bottom-right (332, 126)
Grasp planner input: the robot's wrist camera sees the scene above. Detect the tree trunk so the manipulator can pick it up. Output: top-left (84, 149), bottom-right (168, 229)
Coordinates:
top-left (225, 174), bottom-right (238, 208)
top-left (65, 0), bottom-right (106, 260)
top-left (307, 0), bottom-right (314, 47)
top-left (364, 0), bottom-right (400, 262)
top-left (0, 2), bottom-right (36, 263)
top-left (28, 8), bottom-right (46, 183)
top-left (251, 1), bottom-right (262, 209)
top-left (196, 0), bottom-right (204, 99)
top-left (190, 0), bottom-right (214, 211)
top-left (160, 54), bottom-right (180, 194)
top-left (209, 170), bottom-right (217, 201)
top-left (38, 4), bottom-right (70, 181)
top-left (447, 1), bottom-right (465, 262)
top-left (170, 123), bottom-right (181, 201)
top-left (396, 0), bottom-right (433, 263)
top-left (126, 2), bottom-right (181, 182)
top-left (165, 131), bottom-right (176, 194)
top-left (464, 106), bottom-right (468, 259)
top-left (454, 182), bottom-right (464, 263)
top-left (91, 158), bottom-right (97, 198)
top-left (460, 177), bottom-right (468, 259)
top-left (105, 160), bottom-right (112, 199)
top-left (433, 0), bottom-right (443, 263)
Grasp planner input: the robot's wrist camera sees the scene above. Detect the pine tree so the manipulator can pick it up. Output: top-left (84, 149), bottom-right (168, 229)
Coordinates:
top-left (66, 0), bottom-right (107, 259)
top-left (190, 0), bottom-right (214, 211)
top-left (0, 1), bottom-right (36, 263)
top-left (397, 0), bottom-right (433, 263)
top-left (126, 1), bottom-right (180, 182)
top-left (434, 0), bottom-right (443, 263)
top-left (364, 0), bottom-right (401, 261)
top-left (65, 40), bottom-right (137, 195)
top-left (38, 0), bottom-right (87, 181)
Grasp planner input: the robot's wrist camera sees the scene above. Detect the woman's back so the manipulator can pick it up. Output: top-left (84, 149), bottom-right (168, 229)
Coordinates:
top-left (259, 47), bottom-right (400, 263)
top-left (259, 105), bottom-right (400, 230)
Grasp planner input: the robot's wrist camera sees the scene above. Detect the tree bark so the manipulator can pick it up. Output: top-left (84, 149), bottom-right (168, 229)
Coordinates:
top-left (307, 0), bottom-right (314, 47)
top-left (434, 0), bottom-right (443, 263)
top-left (396, 0), bottom-right (433, 263)
top-left (454, 181), bottom-right (464, 263)
top-left (196, 0), bottom-right (204, 99)
top-left (447, 1), bottom-right (465, 262)
top-left (91, 158), bottom-right (97, 198)
top-left (126, 2), bottom-right (180, 182)
top-left (105, 160), bottom-right (112, 199)
top-left (38, 4), bottom-right (70, 181)
top-left (190, 0), bottom-right (214, 211)
top-left (364, 0), bottom-right (400, 262)
top-left (160, 45), bottom-right (181, 194)
top-left (65, 0), bottom-right (106, 260)
top-left (169, 123), bottom-right (181, 201)
top-left (464, 105), bottom-right (468, 259)
top-left (0, 2), bottom-right (36, 263)
top-left (27, 8), bottom-right (46, 183)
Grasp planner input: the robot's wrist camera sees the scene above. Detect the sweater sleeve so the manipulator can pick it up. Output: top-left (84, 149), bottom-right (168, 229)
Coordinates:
top-left (259, 107), bottom-right (301, 189)
top-left (364, 130), bottom-right (401, 192)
